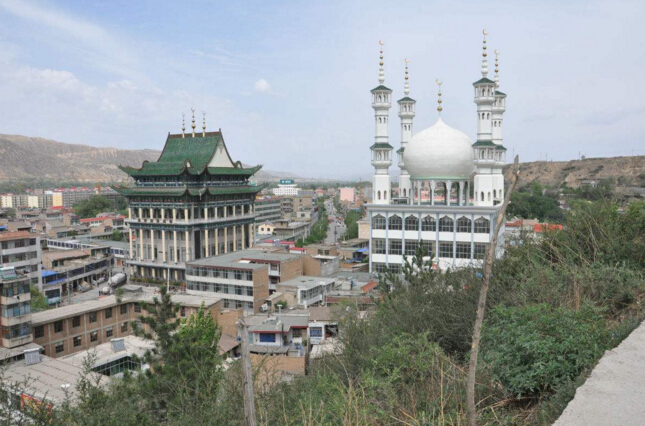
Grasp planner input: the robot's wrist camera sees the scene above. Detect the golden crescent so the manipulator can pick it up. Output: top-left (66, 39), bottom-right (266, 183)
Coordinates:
top-left (495, 49), bottom-right (499, 55)
top-left (436, 78), bottom-right (442, 85)
top-left (483, 29), bottom-right (488, 36)
top-left (379, 40), bottom-right (385, 46)
top-left (405, 58), bottom-right (410, 64)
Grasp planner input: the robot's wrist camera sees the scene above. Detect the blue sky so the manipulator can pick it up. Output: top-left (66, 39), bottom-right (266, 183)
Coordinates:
top-left (0, 0), bottom-right (643, 179)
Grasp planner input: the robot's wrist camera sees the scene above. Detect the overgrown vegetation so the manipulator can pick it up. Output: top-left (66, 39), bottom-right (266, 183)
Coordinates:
top-left (296, 202), bottom-right (329, 246)
top-left (507, 182), bottom-right (565, 222)
top-left (73, 195), bottom-right (127, 218)
top-left (341, 208), bottom-right (362, 240)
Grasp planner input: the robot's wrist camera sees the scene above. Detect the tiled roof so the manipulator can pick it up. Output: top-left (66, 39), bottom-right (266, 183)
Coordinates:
top-left (371, 85), bottom-right (392, 92)
top-left (0, 230), bottom-right (31, 241)
top-left (473, 77), bottom-right (495, 85)
top-left (370, 143), bottom-right (394, 150)
top-left (472, 140), bottom-right (496, 147)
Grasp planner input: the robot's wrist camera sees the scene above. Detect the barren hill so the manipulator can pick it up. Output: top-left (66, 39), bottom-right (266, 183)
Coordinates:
top-left (0, 134), bottom-right (298, 184)
top-left (505, 156), bottom-right (645, 190)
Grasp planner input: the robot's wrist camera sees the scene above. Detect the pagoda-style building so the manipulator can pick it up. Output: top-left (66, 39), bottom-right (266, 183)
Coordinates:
top-left (115, 122), bottom-right (265, 281)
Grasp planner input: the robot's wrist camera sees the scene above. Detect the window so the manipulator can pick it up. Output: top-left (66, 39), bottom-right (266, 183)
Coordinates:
top-left (246, 287), bottom-right (253, 296)
top-left (259, 333), bottom-right (276, 343)
top-left (421, 241), bottom-right (433, 257)
top-left (474, 244), bottom-right (488, 260)
top-left (388, 215), bottom-right (402, 230)
top-left (405, 215), bottom-right (419, 231)
top-left (180, 306), bottom-right (186, 317)
top-left (121, 322), bottom-right (128, 333)
top-left (89, 312), bottom-right (97, 323)
top-left (292, 328), bottom-right (302, 338)
top-left (106, 327), bottom-right (113, 338)
top-left (120, 304), bottom-right (128, 315)
top-left (389, 239), bottom-right (402, 255)
top-left (439, 242), bottom-right (453, 258)
top-left (421, 216), bottom-right (436, 232)
top-left (105, 308), bottom-right (113, 319)
top-left (474, 218), bottom-right (490, 234)
top-left (72, 316), bottom-right (81, 328)
top-left (54, 320), bottom-right (63, 333)
top-left (73, 336), bottom-right (82, 347)
top-left (373, 239), bottom-right (386, 254)
top-left (373, 263), bottom-right (388, 273)
top-left (456, 216), bottom-right (471, 233)
top-left (35, 325), bottom-right (44, 339)
top-left (456, 243), bottom-right (471, 259)
top-left (90, 331), bottom-right (98, 342)
top-left (55, 342), bottom-right (64, 354)
top-left (439, 216), bottom-right (454, 232)
top-left (134, 303), bottom-right (141, 313)
top-left (405, 240), bottom-right (418, 256)
top-left (309, 328), bottom-right (323, 338)
top-left (372, 214), bottom-right (386, 230)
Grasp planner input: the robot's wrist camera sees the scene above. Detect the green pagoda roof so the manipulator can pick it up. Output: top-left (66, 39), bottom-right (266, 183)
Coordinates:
top-left (370, 85), bottom-right (392, 93)
top-left (495, 145), bottom-right (508, 151)
top-left (397, 97), bottom-right (416, 103)
top-left (472, 140), bottom-right (496, 147)
top-left (113, 184), bottom-right (267, 198)
top-left (370, 143), bottom-right (394, 150)
top-left (396, 147), bottom-right (405, 153)
top-left (472, 77), bottom-right (495, 86)
top-left (118, 131), bottom-right (262, 177)
top-left (495, 91), bottom-right (507, 97)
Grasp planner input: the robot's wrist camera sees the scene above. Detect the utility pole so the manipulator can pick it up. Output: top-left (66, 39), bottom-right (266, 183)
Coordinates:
top-left (238, 317), bottom-right (257, 426)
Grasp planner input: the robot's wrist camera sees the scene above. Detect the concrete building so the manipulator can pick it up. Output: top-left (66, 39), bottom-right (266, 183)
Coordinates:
top-left (272, 179), bottom-right (300, 196)
top-left (115, 125), bottom-right (265, 281)
top-left (275, 276), bottom-right (335, 308)
top-left (31, 286), bottom-right (221, 358)
top-left (272, 220), bottom-right (311, 241)
top-left (366, 36), bottom-right (508, 273)
top-left (257, 223), bottom-right (276, 235)
top-left (254, 196), bottom-right (282, 223)
top-left (0, 231), bottom-right (42, 289)
top-left (0, 267), bottom-right (33, 349)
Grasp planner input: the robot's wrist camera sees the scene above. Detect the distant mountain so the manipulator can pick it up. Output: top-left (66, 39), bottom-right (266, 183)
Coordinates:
top-left (0, 134), bottom-right (302, 184)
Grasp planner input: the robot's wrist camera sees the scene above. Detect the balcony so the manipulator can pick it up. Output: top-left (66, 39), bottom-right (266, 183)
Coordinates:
top-left (127, 213), bottom-right (256, 226)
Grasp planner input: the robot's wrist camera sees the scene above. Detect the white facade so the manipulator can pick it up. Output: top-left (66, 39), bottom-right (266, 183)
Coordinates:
top-left (370, 43), bottom-right (393, 205)
top-left (272, 179), bottom-right (300, 196)
top-left (367, 34), bottom-right (509, 273)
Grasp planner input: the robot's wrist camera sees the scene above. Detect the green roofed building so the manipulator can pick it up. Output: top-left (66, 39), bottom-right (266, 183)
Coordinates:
top-left (114, 128), bottom-right (265, 281)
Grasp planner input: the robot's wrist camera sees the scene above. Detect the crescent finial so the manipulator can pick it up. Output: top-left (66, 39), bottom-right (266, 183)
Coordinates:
top-left (379, 40), bottom-right (384, 46)
top-left (436, 78), bottom-right (442, 86)
top-left (483, 29), bottom-right (488, 36)
top-left (404, 58), bottom-right (410, 64)
top-left (495, 49), bottom-right (499, 56)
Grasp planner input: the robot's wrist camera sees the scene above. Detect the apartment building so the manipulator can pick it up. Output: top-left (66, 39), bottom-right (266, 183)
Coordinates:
top-left (254, 197), bottom-right (282, 223)
top-left (0, 267), bottom-right (33, 349)
top-left (31, 287), bottom-right (221, 358)
top-left (0, 231), bottom-right (42, 290)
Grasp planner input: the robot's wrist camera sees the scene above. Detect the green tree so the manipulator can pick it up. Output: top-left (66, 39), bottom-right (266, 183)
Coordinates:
top-left (73, 196), bottom-right (113, 218)
top-left (507, 182), bottom-right (565, 222)
top-left (110, 230), bottom-right (124, 241)
top-left (30, 287), bottom-right (49, 312)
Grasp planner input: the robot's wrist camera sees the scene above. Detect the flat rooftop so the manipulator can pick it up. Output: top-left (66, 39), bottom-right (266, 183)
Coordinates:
top-left (2, 354), bottom-right (107, 403)
top-left (188, 249), bottom-right (301, 270)
top-left (31, 286), bottom-right (221, 325)
top-left (60, 335), bottom-right (154, 370)
top-left (42, 249), bottom-right (89, 261)
top-left (278, 276), bottom-right (335, 290)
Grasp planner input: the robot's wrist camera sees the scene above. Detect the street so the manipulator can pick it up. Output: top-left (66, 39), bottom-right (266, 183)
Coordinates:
top-left (324, 199), bottom-right (345, 245)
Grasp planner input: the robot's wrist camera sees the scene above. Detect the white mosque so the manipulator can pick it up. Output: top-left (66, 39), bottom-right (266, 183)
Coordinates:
top-left (366, 32), bottom-right (508, 273)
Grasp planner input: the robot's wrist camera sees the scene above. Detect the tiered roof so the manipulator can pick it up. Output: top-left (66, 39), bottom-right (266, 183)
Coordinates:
top-left (117, 131), bottom-right (262, 178)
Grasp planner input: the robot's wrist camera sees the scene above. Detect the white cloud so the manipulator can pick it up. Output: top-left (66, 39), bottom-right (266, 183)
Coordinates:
top-left (254, 79), bottom-right (271, 93)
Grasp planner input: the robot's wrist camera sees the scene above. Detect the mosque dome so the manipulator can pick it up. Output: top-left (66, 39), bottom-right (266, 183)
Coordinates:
top-left (403, 118), bottom-right (475, 180)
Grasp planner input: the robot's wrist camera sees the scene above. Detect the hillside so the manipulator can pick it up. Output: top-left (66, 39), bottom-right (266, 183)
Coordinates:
top-left (505, 156), bottom-right (645, 190)
top-left (0, 134), bottom-right (300, 184)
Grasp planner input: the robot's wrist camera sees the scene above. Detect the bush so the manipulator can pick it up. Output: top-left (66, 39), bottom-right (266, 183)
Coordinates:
top-left (481, 304), bottom-right (609, 397)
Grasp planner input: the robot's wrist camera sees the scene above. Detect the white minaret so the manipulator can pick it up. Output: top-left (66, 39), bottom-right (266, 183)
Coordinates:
top-left (473, 30), bottom-right (505, 207)
top-left (397, 59), bottom-right (415, 201)
top-left (371, 41), bottom-right (393, 204)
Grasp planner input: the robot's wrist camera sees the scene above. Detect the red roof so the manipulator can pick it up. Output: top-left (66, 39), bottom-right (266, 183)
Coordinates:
top-left (290, 247), bottom-right (306, 252)
top-left (362, 280), bottom-right (378, 293)
top-left (505, 220), bottom-right (522, 228)
top-left (533, 223), bottom-right (562, 233)
top-left (0, 231), bottom-right (32, 241)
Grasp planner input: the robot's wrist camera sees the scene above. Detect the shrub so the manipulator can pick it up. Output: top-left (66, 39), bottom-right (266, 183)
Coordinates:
top-left (481, 304), bottom-right (609, 397)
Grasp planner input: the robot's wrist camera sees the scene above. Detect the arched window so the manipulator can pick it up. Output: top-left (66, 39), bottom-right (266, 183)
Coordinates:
top-left (488, 192), bottom-right (491, 201)
top-left (481, 192), bottom-right (485, 201)
top-left (421, 216), bottom-right (436, 231)
top-left (493, 189), bottom-right (497, 198)
top-left (378, 95), bottom-right (382, 102)
top-left (405, 215), bottom-right (418, 231)
top-left (377, 190), bottom-right (381, 200)
top-left (474, 217), bottom-right (490, 234)
top-left (384, 190), bottom-right (388, 200)
top-left (373, 214), bottom-right (386, 230)
top-left (487, 113), bottom-right (490, 119)
top-left (439, 216), bottom-right (454, 232)
top-left (403, 188), bottom-right (407, 197)
top-left (456, 216), bottom-right (471, 233)
top-left (388, 214), bottom-right (402, 230)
